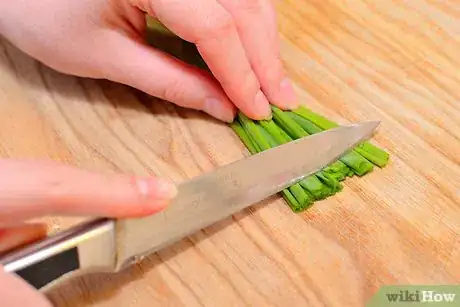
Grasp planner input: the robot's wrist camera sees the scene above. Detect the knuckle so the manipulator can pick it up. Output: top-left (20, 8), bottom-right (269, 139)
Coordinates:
top-left (160, 78), bottom-right (188, 104)
top-left (200, 11), bottom-right (236, 39)
top-left (259, 54), bottom-right (283, 82)
top-left (241, 71), bottom-right (260, 95)
top-left (222, 68), bottom-right (259, 97)
top-left (237, 0), bottom-right (265, 15)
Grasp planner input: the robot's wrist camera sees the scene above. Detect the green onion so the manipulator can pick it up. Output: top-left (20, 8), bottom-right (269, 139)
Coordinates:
top-left (298, 175), bottom-right (333, 200)
top-left (288, 183), bottom-right (314, 212)
top-left (258, 119), bottom-right (336, 200)
top-left (338, 150), bottom-right (374, 176)
top-left (271, 105), bottom-right (309, 139)
top-left (292, 107), bottom-right (338, 130)
top-left (292, 106), bottom-right (389, 167)
top-left (354, 143), bottom-right (390, 168)
top-left (271, 105), bottom-right (362, 179)
top-left (281, 189), bottom-right (302, 212)
top-left (238, 113), bottom-right (271, 151)
top-left (258, 119), bottom-right (292, 145)
top-left (230, 121), bottom-right (258, 154)
top-left (316, 172), bottom-right (343, 193)
top-left (236, 113), bottom-right (314, 211)
top-left (284, 108), bottom-right (375, 176)
top-left (257, 124), bottom-right (279, 148)
top-left (286, 111), bottom-right (323, 134)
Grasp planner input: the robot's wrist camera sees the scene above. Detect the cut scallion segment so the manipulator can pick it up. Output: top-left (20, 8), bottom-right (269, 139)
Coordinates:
top-left (236, 113), bottom-right (313, 211)
top-left (354, 143), bottom-right (390, 168)
top-left (272, 106), bottom-right (362, 178)
top-left (292, 106), bottom-right (389, 167)
top-left (259, 119), bottom-right (338, 200)
top-left (285, 108), bottom-right (375, 176)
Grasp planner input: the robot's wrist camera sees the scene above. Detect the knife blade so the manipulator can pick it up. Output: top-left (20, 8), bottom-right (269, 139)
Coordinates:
top-left (0, 120), bottom-right (379, 291)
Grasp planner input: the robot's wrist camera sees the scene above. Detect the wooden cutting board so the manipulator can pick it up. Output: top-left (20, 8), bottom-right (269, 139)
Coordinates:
top-left (0, 0), bottom-right (459, 306)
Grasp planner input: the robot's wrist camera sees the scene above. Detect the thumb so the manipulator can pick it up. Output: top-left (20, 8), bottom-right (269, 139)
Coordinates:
top-left (100, 31), bottom-right (236, 122)
top-left (0, 159), bottom-right (178, 224)
top-left (0, 265), bottom-right (52, 307)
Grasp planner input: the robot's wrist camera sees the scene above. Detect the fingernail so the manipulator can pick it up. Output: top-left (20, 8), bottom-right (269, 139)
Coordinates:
top-left (137, 178), bottom-right (178, 200)
top-left (253, 90), bottom-right (272, 119)
top-left (278, 78), bottom-right (299, 109)
top-left (205, 98), bottom-right (234, 123)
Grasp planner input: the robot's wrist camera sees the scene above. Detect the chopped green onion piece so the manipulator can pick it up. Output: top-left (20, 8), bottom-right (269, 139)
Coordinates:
top-left (258, 119), bottom-right (335, 200)
top-left (355, 143), bottom-right (390, 167)
top-left (281, 189), bottom-right (302, 212)
top-left (288, 109), bottom-right (375, 176)
top-left (292, 106), bottom-right (389, 168)
top-left (238, 113), bottom-right (313, 211)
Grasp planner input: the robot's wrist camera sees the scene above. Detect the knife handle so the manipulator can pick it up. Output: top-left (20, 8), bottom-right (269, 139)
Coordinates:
top-left (0, 218), bottom-right (117, 291)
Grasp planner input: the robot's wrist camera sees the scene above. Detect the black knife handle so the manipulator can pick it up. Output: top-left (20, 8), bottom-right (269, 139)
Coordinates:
top-left (0, 218), bottom-right (116, 290)
top-left (15, 247), bottom-right (80, 289)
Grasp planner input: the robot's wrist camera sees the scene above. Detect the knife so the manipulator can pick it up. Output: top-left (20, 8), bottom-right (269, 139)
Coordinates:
top-left (0, 121), bottom-right (379, 291)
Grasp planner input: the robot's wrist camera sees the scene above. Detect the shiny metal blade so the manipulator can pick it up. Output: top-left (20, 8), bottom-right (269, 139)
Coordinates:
top-left (114, 121), bottom-right (379, 269)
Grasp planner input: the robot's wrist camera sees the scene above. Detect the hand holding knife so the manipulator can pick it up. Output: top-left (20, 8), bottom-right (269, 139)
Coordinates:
top-left (0, 121), bottom-right (379, 292)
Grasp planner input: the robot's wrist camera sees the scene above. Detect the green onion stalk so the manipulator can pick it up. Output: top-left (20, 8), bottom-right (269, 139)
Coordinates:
top-left (231, 108), bottom-right (390, 212)
top-left (290, 107), bottom-right (389, 168)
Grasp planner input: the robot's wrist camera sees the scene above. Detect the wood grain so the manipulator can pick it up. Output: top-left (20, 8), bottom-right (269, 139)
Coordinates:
top-left (1, 0), bottom-right (459, 306)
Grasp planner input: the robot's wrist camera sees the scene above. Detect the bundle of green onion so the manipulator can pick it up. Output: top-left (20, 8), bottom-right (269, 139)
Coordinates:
top-left (145, 17), bottom-right (390, 212)
top-left (230, 106), bottom-right (389, 212)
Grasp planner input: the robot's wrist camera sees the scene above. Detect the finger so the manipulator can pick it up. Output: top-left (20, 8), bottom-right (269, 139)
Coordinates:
top-left (100, 29), bottom-right (236, 123)
top-left (146, 0), bottom-right (273, 120)
top-left (217, 0), bottom-right (299, 109)
top-left (0, 159), bottom-right (178, 223)
top-left (0, 224), bottom-right (47, 254)
top-left (0, 265), bottom-right (52, 307)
